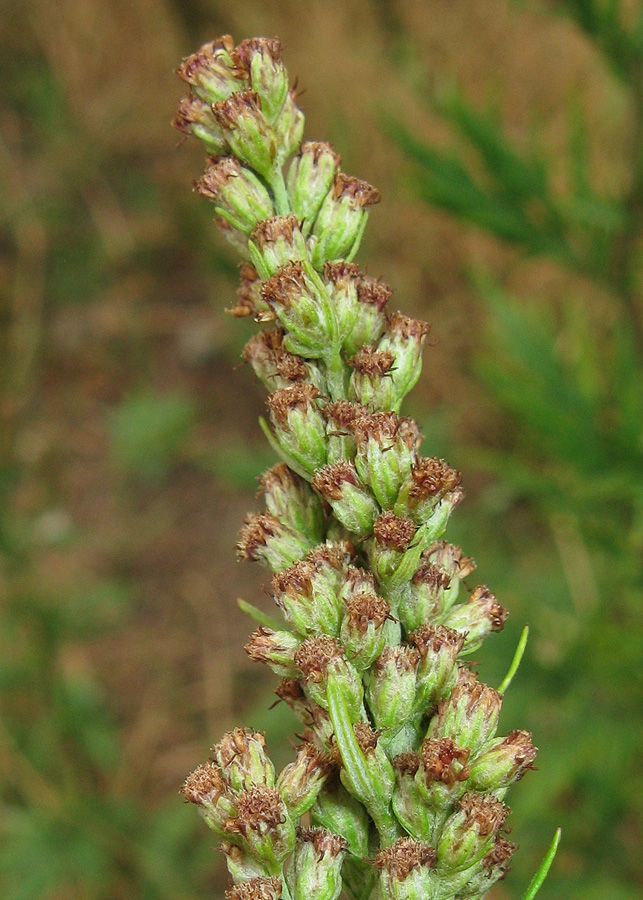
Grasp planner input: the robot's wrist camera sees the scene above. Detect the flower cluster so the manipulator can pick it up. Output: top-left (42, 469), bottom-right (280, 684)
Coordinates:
top-left (176, 36), bottom-right (537, 900)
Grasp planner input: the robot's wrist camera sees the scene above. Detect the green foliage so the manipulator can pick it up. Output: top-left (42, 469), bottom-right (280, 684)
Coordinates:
top-left (390, 3), bottom-right (643, 899)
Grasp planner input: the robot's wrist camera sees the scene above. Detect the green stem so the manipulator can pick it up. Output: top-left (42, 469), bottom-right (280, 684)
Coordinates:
top-left (520, 828), bottom-right (561, 900)
top-left (323, 347), bottom-right (348, 401)
top-left (498, 625), bottom-right (529, 695)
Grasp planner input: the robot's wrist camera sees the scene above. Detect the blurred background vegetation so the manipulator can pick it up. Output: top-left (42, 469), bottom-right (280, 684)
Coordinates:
top-left (0, 1), bottom-right (641, 899)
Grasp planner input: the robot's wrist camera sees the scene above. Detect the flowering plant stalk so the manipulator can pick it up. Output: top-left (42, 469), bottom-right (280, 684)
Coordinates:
top-left (174, 36), bottom-right (557, 900)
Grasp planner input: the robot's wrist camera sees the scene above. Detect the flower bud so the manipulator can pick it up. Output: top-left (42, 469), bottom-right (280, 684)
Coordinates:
top-left (366, 646), bottom-right (419, 731)
top-left (288, 144), bottom-right (342, 235)
top-left (274, 89), bottom-right (306, 160)
top-left (416, 737), bottom-right (470, 810)
top-left (398, 562), bottom-right (453, 633)
top-left (237, 513), bottom-right (313, 571)
top-left (261, 262), bottom-right (332, 356)
top-left (391, 754), bottom-right (434, 842)
top-left (312, 462), bottom-right (379, 537)
top-left (424, 540), bottom-right (476, 582)
top-left (181, 762), bottom-right (237, 836)
top-left (233, 38), bottom-right (289, 122)
top-left (410, 625), bottom-right (464, 710)
top-left (443, 585), bottom-right (508, 652)
top-left (322, 400), bottom-right (365, 464)
top-left (343, 274), bottom-right (391, 357)
top-left (394, 458), bottom-right (463, 535)
top-left (267, 384), bottom-right (328, 476)
top-left (259, 464), bottom-right (325, 544)
top-left (221, 842), bottom-right (271, 883)
top-left (436, 793), bottom-right (509, 873)
top-left (173, 96), bottom-right (228, 153)
top-left (228, 265), bottom-right (272, 319)
top-left (294, 636), bottom-right (363, 719)
top-left (213, 90), bottom-right (277, 177)
top-left (340, 586), bottom-right (390, 671)
top-left (276, 743), bottom-right (333, 817)
top-left (245, 627), bottom-right (302, 677)
top-left (464, 837), bottom-right (516, 895)
top-left (196, 157), bottom-right (274, 235)
top-left (368, 512), bottom-right (417, 583)
top-left (467, 730), bottom-right (537, 794)
top-left (427, 670), bottom-right (503, 755)
top-left (374, 839), bottom-right (437, 900)
top-left (311, 174), bottom-right (381, 267)
top-left (348, 346), bottom-right (396, 411)
top-left (377, 314), bottom-right (431, 410)
top-left (226, 876), bottom-right (283, 900)
top-left (311, 774), bottom-right (370, 857)
top-left (338, 722), bottom-right (395, 806)
top-left (289, 829), bottom-right (348, 900)
top-left (212, 728), bottom-right (275, 792)
top-left (177, 37), bottom-right (240, 103)
top-left (224, 786), bottom-right (296, 865)
top-left (272, 556), bottom-right (343, 637)
top-left (250, 216), bottom-right (309, 279)
top-left (352, 413), bottom-right (419, 509)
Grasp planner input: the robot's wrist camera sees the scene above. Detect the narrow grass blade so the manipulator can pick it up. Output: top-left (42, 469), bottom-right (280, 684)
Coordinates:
top-left (521, 828), bottom-right (562, 900)
top-left (237, 598), bottom-right (283, 631)
top-left (498, 625), bottom-right (529, 694)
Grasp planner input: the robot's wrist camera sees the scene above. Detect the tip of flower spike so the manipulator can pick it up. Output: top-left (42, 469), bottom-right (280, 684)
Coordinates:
top-left (180, 762), bottom-right (227, 805)
top-left (176, 36), bottom-right (235, 83)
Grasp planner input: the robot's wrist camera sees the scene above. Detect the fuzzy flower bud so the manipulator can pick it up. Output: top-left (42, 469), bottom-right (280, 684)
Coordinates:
top-left (311, 174), bottom-right (381, 267)
top-left (436, 793), bottom-right (509, 873)
top-left (173, 96), bottom-right (228, 153)
top-left (312, 462), bottom-right (379, 537)
top-left (272, 552), bottom-right (344, 637)
top-left (245, 626), bottom-right (302, 677)
top-left (224, 786), bottom-right (296, 865)
top-left (221, 842), bottom-right (271, 883)
top-left (259, 463), bottom-right (325, 544)
top-left (398, 562), bottom-right (453, 633)
top-left (343, 273), bottom-right (391, 356)
top-left (250, 216), bottom-right (309, 279)
top-left (369, 512), bottom-right (417, 583)
top-left (394, 457), bottom-right (463, 536)
top-left (233, 38), bottom-right (289, 122)
top-left (322, 261), bottom-right (362, 343)
top-left (348, 346), bottom-right (397, 411)
top-left (391, 754), bottom-right (434, 843)
top-left (177, 36), bottom-right (240, 104)
top-left (237, 513), bottom-right (313, 571)
top-left (366, 646), bottom-right (419, 732)
top-left (212, 728), bottom-right (275, 792)
top-left (267, 384), bottom-right (327, 476)
top-left (416, 737), bottom-right (471, 810)
top-left (181, 762), bottom-right (237, 836)
top-left (322, 400), bottom-right (365, 464)
top-left (226, 877), bottom-right (283, 900)
top-left (424, 540), bottom-right (477, 581)
top-left (410, 625), bottom-right (464, 710)
top-left (196, 157), bottom-right (274, 235)
top-left (353, 413), bottom-right (420, 509)
top-left (274, 680), bottom-right (335, 750)
top-left (340, 586), bottom-right (390, 671)
top-left (311, 774), bottom-right (370, 857)
top-left (443, 585), bottom-right (508, 652)
top-left (294, 636), bottom-right (363, 719)
top-left (274, 89), bottom-right (306, 160)
top-left (427, 670), bottom-right (503, 755)
top-left (288, 829), bottom-right (348, 900)
top-left (276, 743), bottom-right (333, 817)
top-left (468, 730), bottom-right (537, 794)
top-left (244, 331), bottom-right (319, 391)
top-left (213, 90), bottom-right (276, 177)
top-left (464, 837), bottom-right (517, 895)
top-left (288, 144), bottom-right (342, 234)
top-left (375, 838), bottom-right (437, 900)
top-left (377, 314), bottom-right (432, 410)
top-left (261, 262), bottom-right (332, 356)
top-left (228, 264), bottom-right (271, 319)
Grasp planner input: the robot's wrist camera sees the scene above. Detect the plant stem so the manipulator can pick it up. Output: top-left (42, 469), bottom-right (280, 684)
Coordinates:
top-left (268, 164), bottom-right (290, 216)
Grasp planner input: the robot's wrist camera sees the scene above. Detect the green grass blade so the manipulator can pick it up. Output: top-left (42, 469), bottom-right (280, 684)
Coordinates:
top-left (521, 828), bottom-right (562, 900)
top-left (498, 625), bottom-right (529, 695)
